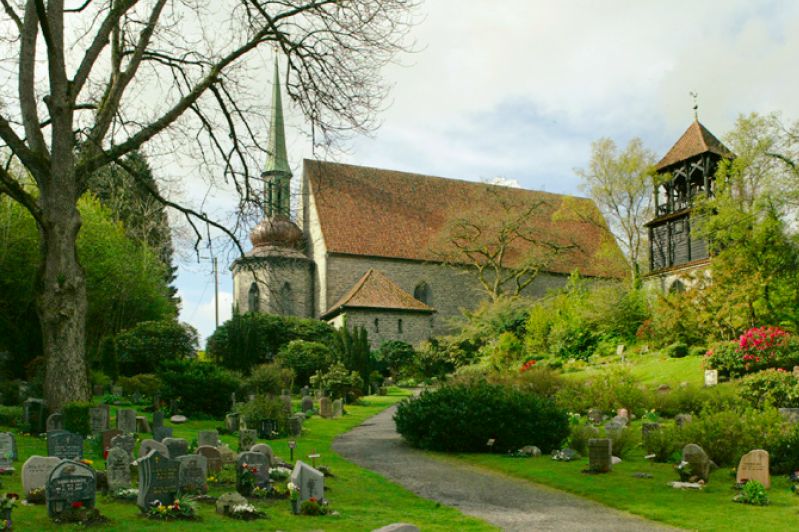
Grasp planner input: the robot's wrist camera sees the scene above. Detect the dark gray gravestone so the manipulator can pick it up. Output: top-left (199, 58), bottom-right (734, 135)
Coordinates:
top-left (163, 437), bottom-right (188, 459)
top-left (289, 460), bottom-right (325, 502)
top-left (46, 413), bottom-right (63, 432)
top-left (238, 429), bottom-right (257, 452)
top-left (152, 411), bottom-right (164, 429)
top-left (46, 460), bottom-right (97, 518)
top-left (0, 432), bottom-right (16, 467)
top-left (235, 451), bottom-right (270, 495)
top-left (178, 455), bottom-right (208, 494)
top-left (196, 446), bottom-right (222, 475)
top-left (89, 408), bottom-right (109, 435)
top-left (47, 431), bottom-right (83, 460)
top-left (588, 438), bottom-right (613, 472)
top-left (301, 396), bottom-right (314, 413)
top-left (197, 430), bottom-right (219, 448)
top-left (131, 393), bottom-right (143, 404)
top-left (105, 446), bottom-right (131, 491)
top-left (101, 429), bottom-right (123, 451)
top-left (110, 433), bottom-right (136, 459)
top-left (289, 415), bottom-right (303, 437)
top-left (116, 408), bottom-right (137, 434)
top-left (682, 444), bottom-right (710, 482)
top-left (23, 398), bottom-right (48, 434)
top-left (153, 426), bottom-right (173, 443)
top-left (137, 451), bottom-right (180, 511)
top-left (255, 419), bottom-right (277, 440)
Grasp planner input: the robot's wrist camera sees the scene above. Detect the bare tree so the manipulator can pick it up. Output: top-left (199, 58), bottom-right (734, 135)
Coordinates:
top-left (0, 0), bottom-right (417, 409)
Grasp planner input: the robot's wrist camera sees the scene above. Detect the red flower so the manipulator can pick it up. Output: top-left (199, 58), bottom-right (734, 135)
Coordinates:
top-left (309, 497), bottom-right (318, 503)
top-left (72, 502), bottom-right (84, 509)
top-left (7, 494), bottom-right (18, 500)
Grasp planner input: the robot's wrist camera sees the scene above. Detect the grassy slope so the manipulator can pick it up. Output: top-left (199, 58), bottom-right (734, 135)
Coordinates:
top-left (4, 389), bottom-right (500, 532)
top-left (564, 354), bottom-right (705, 387)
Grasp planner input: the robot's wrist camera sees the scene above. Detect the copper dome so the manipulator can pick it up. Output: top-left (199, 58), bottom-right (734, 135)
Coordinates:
top-left (250, 215), bottom-right (303, 248)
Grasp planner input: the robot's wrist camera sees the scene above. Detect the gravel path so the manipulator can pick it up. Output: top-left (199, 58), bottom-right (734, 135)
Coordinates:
top-left (332, 402), bottom-right (686, 532)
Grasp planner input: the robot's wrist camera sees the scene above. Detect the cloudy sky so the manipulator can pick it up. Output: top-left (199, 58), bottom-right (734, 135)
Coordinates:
top-left (176, 0), bottom-right (799, 344)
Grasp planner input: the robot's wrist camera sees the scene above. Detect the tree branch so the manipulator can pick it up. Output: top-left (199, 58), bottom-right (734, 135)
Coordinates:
top-left (0, 164), bottom-right (46, 226)
top-left (0, 0), bottom-right (22, 31)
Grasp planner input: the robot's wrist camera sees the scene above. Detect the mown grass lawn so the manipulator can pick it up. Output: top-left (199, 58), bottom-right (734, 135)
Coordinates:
top-left (564, 354), bottom-right (705, 387)
top-left (3, 389), bottom-right (500, 532)
top-left (437, 424), bottom-right (798, 532)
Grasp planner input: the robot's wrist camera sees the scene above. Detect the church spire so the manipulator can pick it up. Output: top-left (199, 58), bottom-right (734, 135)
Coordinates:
top-left (264, 53), bottom-right (292, 217)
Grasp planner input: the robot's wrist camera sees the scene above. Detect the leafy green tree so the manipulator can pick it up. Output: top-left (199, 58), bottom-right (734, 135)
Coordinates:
top-left (378, 341), bottom-right (416, 377)
top-left (331, 325), bottom-right (372, 393)
top-left (116, 320), bottom-right (198, 376)
top-left (277, 341), bottom-right (335, 387)
top-left (98, 336), bottom-right (119, 381)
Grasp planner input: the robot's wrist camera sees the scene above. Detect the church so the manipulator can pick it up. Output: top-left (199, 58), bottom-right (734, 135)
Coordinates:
top-left (231, 62), bottom-right (627, 349)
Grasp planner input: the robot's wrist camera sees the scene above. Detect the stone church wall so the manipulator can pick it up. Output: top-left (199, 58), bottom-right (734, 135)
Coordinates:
top-left (297, 174), bottom-right (329, 318)
top-left (232, 258), bottom-right (314, 318)
top-left (328, 310), bottom-right (433, 350)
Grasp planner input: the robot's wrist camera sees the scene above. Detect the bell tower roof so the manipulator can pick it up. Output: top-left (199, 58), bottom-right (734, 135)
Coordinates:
top-left (264, 54), bottom-right (292, 176)
top-left (656, 120), bottom-right (734, 171)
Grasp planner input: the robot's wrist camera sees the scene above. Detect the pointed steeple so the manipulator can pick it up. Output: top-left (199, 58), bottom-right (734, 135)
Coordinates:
top-left (263, 54), bottom-right (292, 217)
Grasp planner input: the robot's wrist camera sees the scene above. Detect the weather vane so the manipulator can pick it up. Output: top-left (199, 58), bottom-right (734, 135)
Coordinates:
top-left (690, 91), bottom-right (698, 120)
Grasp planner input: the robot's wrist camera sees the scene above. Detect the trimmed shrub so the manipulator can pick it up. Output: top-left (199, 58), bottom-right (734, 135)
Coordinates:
top-left (737, 370), bottom-right (799, 408)
top-left (555, 368), bottom-right (650, 416)
top-left (665, 342), bottom-right (688, 359)
top-left (116, 320), bottom-right (198, 376)
top-left (705, 328), bottom-right (799, 378)
top-left (117, 374), bottom-right (161, 396)
top-left (247, 364), bottom-right (294, 396)
top-left (766, 422), bottom-right (799, 475)
top-left (651, 383), bottom-right (737, 418)
top-left (62, 401), bottom-right (93, 437)
top-left (643, 424), bottom-right (685, 463)
top-left (0, 406), bottom-right (23, 427)
top-left (332, 325), bottom-right (372, 393)
top-left (394, 381), bottom-right (570, 453)
top-left (207, 312), bottom-right (335, 374)
top-left (310, 363), bottom-right (364, 402)
top-left (239, 394), bottom-right (288, 433)
top-left (414, 340), bottom-right (455, 379)
top-left (378, 340), bottom-right (416, 376)
top-left (276, 341), bottom-right (334, 387)
top-left (607, 427), bottom-right (640, 459)
top-left (568, 424), bottom-right (596, 456)
top-left (158, 360), bottom-right (243, 418)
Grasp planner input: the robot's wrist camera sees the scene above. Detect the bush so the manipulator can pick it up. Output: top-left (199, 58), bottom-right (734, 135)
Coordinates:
top-left (607, 427), bottom-right (640, 458)
top-left (116, 320), bottom-right (198, 376)
top-left (239, 394), bottom-right (288, 433)
top-left (310, 363), bottom-right (364, 402)
top-left (247, 364), bottom-right (294, 396)
top-left (0, 381), bottom-right (22, 407)
top-left (705, 328), bottom-right (799, 378)
top-left (90, 370), bottom-right (112, 388)
top-left (414, 340), bottom-right (455, 379)
top-left (394, 381), bottom-right (570, 453)
top-left (688, 345), bottom-right (707, 357)
top-left (568, 424), bottom-right (597, 455)
top-left (378, 341), bottom-right (416, 377)
top-left (513, 366), bottom-right (565, 398)
top-left (158, 360), bottom-right (243, 418)
top-left (117, 374), bottom-right (162, 397)
top-left (0, 406), bottom-right (23, 427)
top-left (276, 341), bottom-right (334, 387)
top-left (207, 313), bottom-right (335, 374)
top-left (98, 336), bottom-right (119, 380)
top-left (651, 384), bottom-right (737, 418)
top-left (737, 369), bottom-right (799, 408)
top-left (643, 424), bottom-right (685, 463)
top-left (665, 342), bottom-right (688, 359)
top-left (766, 422), bottom-right (799, 475)
top-left (62, 401), bottom-right (93, 437)
top-left (555, 368), bottom-right (650, 416)
top-left (331, 325), bottom-right (372, 393)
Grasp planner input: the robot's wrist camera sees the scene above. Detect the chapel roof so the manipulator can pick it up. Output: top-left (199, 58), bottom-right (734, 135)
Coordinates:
top-left (304, 160), bottom-right (627, 279)
top-left (322, 268), bottom-right (435, 319)
top-left (656, 120), bottom-right (735, 171)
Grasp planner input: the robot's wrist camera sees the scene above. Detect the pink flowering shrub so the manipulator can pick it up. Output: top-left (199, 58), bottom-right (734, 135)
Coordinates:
top-left (705, 327), bottom-right (799, 377)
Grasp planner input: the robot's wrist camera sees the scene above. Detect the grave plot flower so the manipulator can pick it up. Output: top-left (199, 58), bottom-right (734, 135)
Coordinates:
top-left (733, 480), bottom-right (770, 506)
top-left (111, 488), bottom-right (139, 502)
top-left (145, 496), bottom-right (198, 520)
top-left (299, 497), bottom-right (330, 516)
top-left (25, 489), bottom-right (44, 505)
top-left (228, 503), bottom-right (268, 521)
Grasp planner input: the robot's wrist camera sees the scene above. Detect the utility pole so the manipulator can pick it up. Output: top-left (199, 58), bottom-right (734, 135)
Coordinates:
top-left (213, 257), bottom-right (219, 329)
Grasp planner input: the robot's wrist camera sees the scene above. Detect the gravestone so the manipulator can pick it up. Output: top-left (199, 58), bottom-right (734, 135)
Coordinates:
top-left (23, 398), bottom-right (48, 434)
top-left (320, 397), bottom-right (333, 419)
top-left (110, 433), bottom-right (136, 459)
top-left (612, 414), bottom-right (629, 427)
top-left (46, 413), bottom-right (64, 432)
top-left (255, 419), bottom-right (277, 439)
top-left (89, 408), bottom-right (109, 435)
top-left (289, 460), bottom-right (325, 503)
top-left (47, 431), bottom-right (83, 460)
top-left (152, 411), bottom-right (164, 429)
top-left (97, 403), bottom-right (111, 423)
top-left (230, 392), bottom-right (236, 410)
top-left (224, 412), bottom-right (240, 433)
top-left (588, 439), bottom-right (613, 472)
top-left (46, 460), bottom-right (97, 518)
top-left (301, 396), bottom-right (314, 413)
top-left (380, 387), bottom-right (388, 396)
top-left (111, 385), bottom-right (123, 396)
top-left (197, 430), bottom-right (219, 448)
top-left (641, 422), bottom-right (661, 439)
top-left (239, 429), bottom-right (258, 452)
top-left (300, 386), bottom-right (309, 397)
top-left (333, 399), bottom-right (344, 418)
top-left (587, 408), bottom-right (603, 424)
top-left (604, 420), bottom-right (625, 437)
top-left (137, 451), bottom-right (180, 511)
top-left (196, 446), bottom-right (222, 475)
top-left (235, 451), bottom-right (270, 495)
top-left (22, 456), bottom-right (60, 495)
top-left (216, 492), bottom-right (247, 516)
top-left (617, 409), bottom-right (630, 422)
top-left (736, 449), bottom-right (770, 489)
top-left (250, 443), bottom-right (274, 466)
top-left (178, 455), bottom-right (208, 494)
top-left (138, 439), bottom-right (170, 460)
top-left (675, 414), bottom-right (693, 427)
top-left (616, 344), bottom-right (625, 356)
top-left (682, 444), bottom-right (710, 482)
top-left (116, 408), bottom-right (137, 434)
top-left (704, 369), bottom-right (718, 387)
top-left (0, 432), bottom-right (16, 466)
top-left (101, 429), bottom-right (123, 451)
top-left (314, 389), bottom-right (323, 400)
top-left (217, 445), bottom-right (237, 465)
top-left (794, 366), bottom-right (799, 378)
top-left (281, 394), bottom-right (293, 415)
top-left (289, 415), bottom-right (303, 437)
top-left (153, 392), bottom-right (161, 410)
top-left (162, 437), bottom-right (189, 459)
top-left (779, 408), bottom-right (799, 423)
top-left (153, 426), bottom-right (173, 443)
top-left (105, 446), bottom-right (131, 491)
top-left (136, 416), bottom-right (151, 434)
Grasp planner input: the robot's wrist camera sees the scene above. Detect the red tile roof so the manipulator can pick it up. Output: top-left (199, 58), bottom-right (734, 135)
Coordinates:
top-left (305, 160), bottom-right (627, 279)
top-left (323, 268), bottom-right (435, 318)
top-left (656, 121), bottom-right (735, 171)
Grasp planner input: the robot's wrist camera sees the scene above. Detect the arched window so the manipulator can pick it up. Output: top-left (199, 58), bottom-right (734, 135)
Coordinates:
top-left (414, 282), bottom-right (432, 306)
top-left (669, 279), bottom-right (685, 295)
top-left (248, 282), bottom-right (260, 313)
top-left (397, 319), bottom-right (403, 334)
top-left (374, 318), bottom-right (380, 333)
top-left (281, 282), bottom-right (293, 316)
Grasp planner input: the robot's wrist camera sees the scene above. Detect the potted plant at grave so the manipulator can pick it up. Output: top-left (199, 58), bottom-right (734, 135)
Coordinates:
top-left (25, 489), bottom-right (45, 505)
top-left (0, 493), bottom-right (18, 529)
top-left (288, 482), bottom-right (301, 514)
top-left (228, 502), bottom-right (268, 521)
top-left (145, 497), bottom-right (198, 520)
top-left (238, 464), bottom-right (261, 497)
top-left (299, 497), bottom-right (329, 516)
top-left (54, 502), bottom-right (105, 524)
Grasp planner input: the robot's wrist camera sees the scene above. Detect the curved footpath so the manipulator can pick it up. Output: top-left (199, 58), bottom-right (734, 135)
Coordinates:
top-left (332, 402), bottom-right (685, 532)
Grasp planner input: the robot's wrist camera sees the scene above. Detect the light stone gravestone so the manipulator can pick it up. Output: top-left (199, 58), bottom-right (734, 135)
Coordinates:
top-left (289, 460), bottom-right (325, 502)
top-left (224, 413), bottom-right (239, 433)
top-left (235, 451), bottom-right (270, 495)
top-left (333, 399), bottom-right (344, 419)
top-left (239, 429), bottom-right (257, 452)
top-left (250, 443), bottom-right (274, 466)
top-left (116, 408), bottom-right (137, 434)
top-left (314, 389), bottom-right (323, 400)
top-left (153, 426), bottom-right (173, 442)
top-left (616, 344), bottom-right (625, 356)
top-left (136, 416), bottom-right (151, 433)
top-left (101, 429), bottom-right (122, 451)
top-left (178, 455), bottom-right (208, 493)
top-left (281, 394), bottom-right (293, 415)
top-left (89, 408), bottom-right (109, 435)
top-left (105, 446), bottom-right (131, 491)
top-left (736, 449), bottom-right (770, 488)
top-left (704, 369), bottom-right (718, 387)
top-left (604, 420), bottom-right (625, 437)
top-left (794, 366), bottom-right (799, 378)
top-left (301, 396), bottom-right (314, 413)
top-left (110, 433), bottom-right (136, 459)
top-left (300, 386), bottom-right (309, 397)
top-left (588, 438), bottom-right (613, 472)
top-left (196, 446), bottom-right (223, 475)
top-left (47, 431), bottom-right (83, 460)
top-left (197, 430), bottom-right (219, 448)
top-left (46, 413), bottom-right (63, 432)
top-left (152, 411), bottom-right (164, 429)
top-left (138, 439), bottom-right (170, 460)
top-left (320, 397), bottom-right (333, 419)
top-left (617, 409), bottom-right (630, 422)
top-left (46, 459), bottom-right (97, 518)
top-left (22, 455), bottom-right (60, 495)
top-left (675, 414), bottom-right (693, 427)
top-left (137, 451), bottom-right (180, 511)
top-left (682, 444), bottom-right (710, 482)
top-left (0, 432), bottom-right (16, 467)
top-left (217, 445), bottom-right (237, 465)
top-left (163, 437), bottom-right (189, 459)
